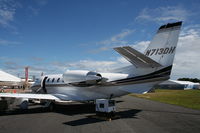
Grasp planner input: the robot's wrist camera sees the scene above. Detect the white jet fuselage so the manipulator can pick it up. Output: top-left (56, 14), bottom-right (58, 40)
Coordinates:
top-left (31, 68), bottom-right (168, 101)
top-left (31, 72), bottom-right (129, 101)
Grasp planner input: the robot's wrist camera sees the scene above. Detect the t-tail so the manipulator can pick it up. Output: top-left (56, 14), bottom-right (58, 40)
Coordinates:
top-left (114, 21), bottom-right (182, 78)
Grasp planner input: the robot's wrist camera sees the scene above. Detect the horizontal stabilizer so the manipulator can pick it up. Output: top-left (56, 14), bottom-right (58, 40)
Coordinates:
top-left (114, 46), bottom-right (162, 68)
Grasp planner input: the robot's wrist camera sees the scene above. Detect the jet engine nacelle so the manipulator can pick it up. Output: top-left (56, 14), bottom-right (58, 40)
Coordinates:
top-left (63, 70), bottom-right (102, 84)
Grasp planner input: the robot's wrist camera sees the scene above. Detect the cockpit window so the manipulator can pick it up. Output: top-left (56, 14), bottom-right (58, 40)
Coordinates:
top-left (52, 78), bottom-right (55, 82)
top-left (47, 78), bottom-right (50, 82)
top-left (57, 78), bottom-right (60, 82)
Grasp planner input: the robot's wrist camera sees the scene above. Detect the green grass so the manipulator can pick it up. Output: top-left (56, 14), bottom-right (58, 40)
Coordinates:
top-left (130, 89), bottom-right (200, 110)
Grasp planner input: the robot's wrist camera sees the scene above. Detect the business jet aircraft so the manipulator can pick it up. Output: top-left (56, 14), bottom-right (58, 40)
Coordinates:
top-left (0, 21), bottom-right (182, 106)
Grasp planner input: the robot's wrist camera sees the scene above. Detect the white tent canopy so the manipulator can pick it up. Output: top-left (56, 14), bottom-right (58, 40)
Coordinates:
top-left (159, 80), bottom-right (200, 90)
top-left (160, 80), bottom-right (199, 85)
top-left (0, 70), bottom-right (21, 82)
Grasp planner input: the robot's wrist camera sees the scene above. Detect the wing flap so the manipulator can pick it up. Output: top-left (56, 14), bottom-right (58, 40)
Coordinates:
top-left (114, 46), bottom-right (162, 68)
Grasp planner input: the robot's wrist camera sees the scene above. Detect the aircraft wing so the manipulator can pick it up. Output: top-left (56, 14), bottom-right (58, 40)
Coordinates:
top-left (114, 46), bottom-right (162, 68)
top-left (0, 93), bottom-right (61, 101)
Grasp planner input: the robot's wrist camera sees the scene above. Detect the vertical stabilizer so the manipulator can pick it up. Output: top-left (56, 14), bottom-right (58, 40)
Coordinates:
top-left (144, 21), bottom-right (182, 67)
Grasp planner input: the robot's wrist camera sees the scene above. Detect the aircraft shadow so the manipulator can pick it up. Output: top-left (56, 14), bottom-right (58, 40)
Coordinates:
top-left (54, 103), bottom-right (95, 115)
top-left (0, 105), bottom-right (49, 116)
top-left (54, 100), bottom-right (125, 116)
top-left (0, 102), bottom-right (142, 126)
top-left (0, 100), bottom-right (129, 117)
top-left (0, 103), bottom-right (95, 116)
top-left (63, 109), bottom-right (141, 126)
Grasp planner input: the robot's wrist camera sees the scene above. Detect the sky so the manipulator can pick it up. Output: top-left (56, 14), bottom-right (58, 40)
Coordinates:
top-left (0, 0), bottom-right (200, 79)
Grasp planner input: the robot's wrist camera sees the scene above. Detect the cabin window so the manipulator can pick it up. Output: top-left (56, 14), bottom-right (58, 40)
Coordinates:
top-left (57, 78), bottom-right (60, 82)
top-left (52, 78), bottom-right (55, 82)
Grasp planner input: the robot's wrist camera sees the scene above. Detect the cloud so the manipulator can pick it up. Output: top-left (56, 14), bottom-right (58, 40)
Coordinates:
top-left (0, 56), bottom-right (44, 77)
top-left (34, 0), bottom-right (48, 6)
top-left (171, 25), bottom-right (200, 79)
top-left (136, 6), bottom-right (190, 23)
top-left (3, 61), bottom-right (21, 70)
top-left (0, 57), bottom-right (24, 77)
top-left (68, 60), bottom-right (117, 72)
top-left (49, 60), bottom-right (118, 73)
top-left (97, 29), bottom-right (134, 45)
top-left (0, 58), bottom-right (119, 77)
top-left (30, 57), bottom-right (44, 62)
top-left (0, 0), bottom-right (48, 29)
top-left (0, 39), bottom-right (22, 46)
top-left (28, 6), bottom-right (40, 16)
top-left (131, 41), bottom-right (150, 52)
top-left (28, 0), bottom-right (48, 16)
top-left (0, 0), bottom-right (21, 28)
top-left (89, 29), bottom-right (134, 53)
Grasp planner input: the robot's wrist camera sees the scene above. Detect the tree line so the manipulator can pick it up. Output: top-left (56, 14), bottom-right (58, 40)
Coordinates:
top-left (178, 78), bottom-right (200, 83)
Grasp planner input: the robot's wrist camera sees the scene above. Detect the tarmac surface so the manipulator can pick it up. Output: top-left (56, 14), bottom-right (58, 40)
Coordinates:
top-left (0, 95), bottom-right (200, 133)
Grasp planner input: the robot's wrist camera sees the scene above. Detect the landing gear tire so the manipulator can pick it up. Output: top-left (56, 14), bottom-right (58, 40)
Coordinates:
top-left (44, 101), bottom-right (55, 111)
top-left (19, 99), bottom-right (29, 110)
top-left (48, 102), bottom-right (55, 112)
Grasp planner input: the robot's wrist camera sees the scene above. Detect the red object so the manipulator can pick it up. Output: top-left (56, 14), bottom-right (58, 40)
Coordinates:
top-left (25, 67), bottom-right (29, 82)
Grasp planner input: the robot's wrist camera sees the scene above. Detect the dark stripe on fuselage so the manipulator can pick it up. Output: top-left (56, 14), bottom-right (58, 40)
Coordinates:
top-left (111, 65), bottom-right (172, 84)
top-left (31, 65), bottom-right (172, 88)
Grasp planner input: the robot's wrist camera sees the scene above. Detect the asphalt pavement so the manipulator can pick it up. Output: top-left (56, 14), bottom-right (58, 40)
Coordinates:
top-left (0, 95), bottom-right (200, 133)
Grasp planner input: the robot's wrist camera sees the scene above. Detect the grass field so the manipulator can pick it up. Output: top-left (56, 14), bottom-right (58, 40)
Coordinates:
top-left (130, 89), bottom-right (200, 110)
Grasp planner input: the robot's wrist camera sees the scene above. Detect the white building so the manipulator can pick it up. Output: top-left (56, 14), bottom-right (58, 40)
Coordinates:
top-left (158, 80), bottom-right (200, 90)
